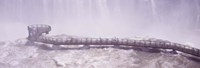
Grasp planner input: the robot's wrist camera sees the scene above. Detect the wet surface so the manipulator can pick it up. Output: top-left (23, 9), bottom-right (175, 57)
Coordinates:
top-left (0, 39), bottom-right (199, 68)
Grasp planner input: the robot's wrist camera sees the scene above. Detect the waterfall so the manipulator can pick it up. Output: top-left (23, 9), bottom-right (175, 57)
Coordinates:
top-left (0, 0), bottom-right (199, 46)
top-left (42, 0), bottom-right (48, 23)
top-left (195, 0), bottom-right (200, 29)
top-left (150, 0), bottom-right (158, 24)
top-left (0, 0), bottom-right (198, 29)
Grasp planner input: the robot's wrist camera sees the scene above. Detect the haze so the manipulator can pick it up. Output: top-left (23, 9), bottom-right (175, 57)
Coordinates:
top-left (0, 0), bottom-right (199, 48)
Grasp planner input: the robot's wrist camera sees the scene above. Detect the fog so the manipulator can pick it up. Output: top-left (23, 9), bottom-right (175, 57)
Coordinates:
top-left (0, 0), bottom-right (200, 48)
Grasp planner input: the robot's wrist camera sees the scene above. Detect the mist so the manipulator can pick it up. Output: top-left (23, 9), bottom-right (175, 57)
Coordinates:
top-left (0, 0), bottom-right (200, 48)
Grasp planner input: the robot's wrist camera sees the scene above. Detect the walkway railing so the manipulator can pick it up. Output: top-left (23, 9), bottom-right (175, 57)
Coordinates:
top-left (27, 24), bottom-right (200, 57)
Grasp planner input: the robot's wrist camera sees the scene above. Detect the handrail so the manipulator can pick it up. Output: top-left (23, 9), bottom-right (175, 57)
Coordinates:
top-left (27, 24), bottom-right (200, 57)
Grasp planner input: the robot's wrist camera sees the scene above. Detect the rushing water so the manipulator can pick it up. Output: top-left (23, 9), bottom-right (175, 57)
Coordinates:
top-left (0, 0), bottom-right (200, 48)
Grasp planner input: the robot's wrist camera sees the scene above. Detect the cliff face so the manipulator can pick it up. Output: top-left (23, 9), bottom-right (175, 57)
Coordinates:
top-left (0, 38), bottom-right (199, 68)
